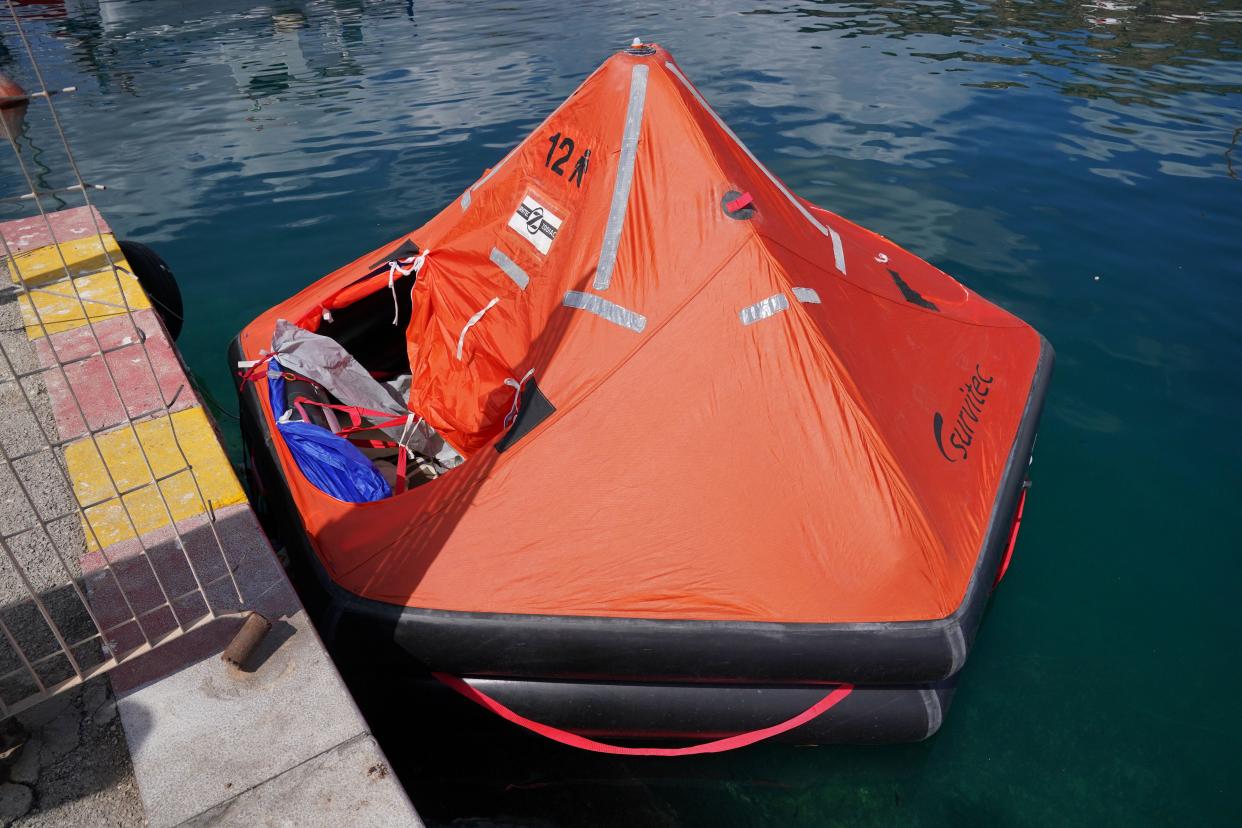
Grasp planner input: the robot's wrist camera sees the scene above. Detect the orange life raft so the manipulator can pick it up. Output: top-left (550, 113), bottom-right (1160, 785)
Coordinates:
top-left (232, 43), bottom-right (1052, 745)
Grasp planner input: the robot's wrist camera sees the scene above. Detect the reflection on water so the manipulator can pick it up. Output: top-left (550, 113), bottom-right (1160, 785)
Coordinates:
top-left (0, 1), bottom-right (1238, 825)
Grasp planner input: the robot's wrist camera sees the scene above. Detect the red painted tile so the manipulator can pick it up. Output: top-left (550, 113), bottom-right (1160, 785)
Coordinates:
top-left (0, 206), bottom-right (110, 255)
top-left (34, 310), bottom-right (193, 440)
top-left (32, 310), bottom-right (145, 364)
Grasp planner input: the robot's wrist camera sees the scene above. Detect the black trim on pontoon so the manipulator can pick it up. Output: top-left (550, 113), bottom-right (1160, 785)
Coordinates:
top-left (461, 677), bottom-right (955, 744)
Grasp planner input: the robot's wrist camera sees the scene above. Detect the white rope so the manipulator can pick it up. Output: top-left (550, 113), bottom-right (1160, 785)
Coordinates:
top-left (503, 369), bottom-right (536, 430)
top-left (396, 412), bottom-right (423, 459)
top-left (384, 248), bottom-right (429, 326)
top-left (387, 265), bottom-right (402, 324)
top-left (456, 297), bottom-right (500, 360)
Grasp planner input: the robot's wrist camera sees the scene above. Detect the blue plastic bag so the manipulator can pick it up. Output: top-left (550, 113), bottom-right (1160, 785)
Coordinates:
top-left (268, 358), bottom-right (391, 503)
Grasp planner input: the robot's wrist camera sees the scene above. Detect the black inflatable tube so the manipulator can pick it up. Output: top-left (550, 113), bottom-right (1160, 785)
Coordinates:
top-left (461, 677), bottom-right (956, 744)
top-left (230, 336), bottom-right (1053, 686)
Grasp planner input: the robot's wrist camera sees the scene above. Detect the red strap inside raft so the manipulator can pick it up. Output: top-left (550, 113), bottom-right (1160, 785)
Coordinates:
top-left (432, 672), bottom-right (854, 756)
top-left (237, 352), bottom-right (277, 386)
top-left (992, 485), bottom-right (1029, 589)
top-left (293, 396), bottom-right (416, 494)
top-left (291, 396), bottom-right (408, 431)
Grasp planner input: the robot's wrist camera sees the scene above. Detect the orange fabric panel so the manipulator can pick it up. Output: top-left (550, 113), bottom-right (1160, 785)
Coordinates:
top-left (237, 45), bottom-right (1044, 624)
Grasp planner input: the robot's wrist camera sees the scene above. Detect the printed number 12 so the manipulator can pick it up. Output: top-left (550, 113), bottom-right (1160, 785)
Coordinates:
top-left (546, 132), bottom-right (575, 174)
top-left (545, 132), bottom-right (589, 186)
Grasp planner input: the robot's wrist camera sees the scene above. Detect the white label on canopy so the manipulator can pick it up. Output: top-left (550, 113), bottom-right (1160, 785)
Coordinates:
top-left (507, 194), bottom-right (561, 255)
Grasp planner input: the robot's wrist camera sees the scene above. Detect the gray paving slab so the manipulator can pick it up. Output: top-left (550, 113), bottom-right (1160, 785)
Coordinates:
top-left (4, 677), bottom-right (144, 827)
top-left (118, 607), bottom-right (418, 828)
top-left (181, 733), bottom-right (420, 828)
top-left (0, 287), bottom-right (86, 618)
top-left (0, 273), bottom-right (144, 825)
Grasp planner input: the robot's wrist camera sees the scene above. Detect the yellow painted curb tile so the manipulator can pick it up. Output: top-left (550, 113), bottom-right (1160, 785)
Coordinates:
top-left (4, 233), bottom-right (151, 337)
top-left (64, 406), bottom-right (246, 549)
top-left (6, 235), bottom-right (120, 287)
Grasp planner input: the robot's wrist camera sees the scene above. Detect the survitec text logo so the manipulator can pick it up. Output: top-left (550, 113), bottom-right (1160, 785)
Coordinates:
top-left (933, 365), bottom-right (994, 463)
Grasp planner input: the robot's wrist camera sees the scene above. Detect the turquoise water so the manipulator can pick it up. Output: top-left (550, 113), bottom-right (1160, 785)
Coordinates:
top-left (3, 1), bottom-right (1240, 824)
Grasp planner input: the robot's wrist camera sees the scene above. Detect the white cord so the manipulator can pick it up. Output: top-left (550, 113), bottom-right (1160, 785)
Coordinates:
top-left (503, 369), bottom-right (535, 430)
top-left (387, 254), bottom-right (421, 326)
top-left (396, 412), bottom-right (423, 459)
top-left (456, 297), bottom-right (500, 360)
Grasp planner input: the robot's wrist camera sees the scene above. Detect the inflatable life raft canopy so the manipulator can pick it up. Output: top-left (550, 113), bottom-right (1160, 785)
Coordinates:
top-left (235, 43), bottom-right (1052, 693)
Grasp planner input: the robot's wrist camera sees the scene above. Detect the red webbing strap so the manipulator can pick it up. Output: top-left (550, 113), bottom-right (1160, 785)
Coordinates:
top-left (993, 486), bottom-right (1029, 589)
top-left (292, 396), bottom-right (414, 494)
top-left (432, 672), bottom-right (854, 756)
top-left (337, 415), bottom-right (412, 436)
top-left (237, 353), bottom-right (276, 387)
top-left (394, 444), bottom-right (408, 494)
top-left (347, 437), bottom-right (397, 450)
top-left (291, 396), bottom-right (409, 432)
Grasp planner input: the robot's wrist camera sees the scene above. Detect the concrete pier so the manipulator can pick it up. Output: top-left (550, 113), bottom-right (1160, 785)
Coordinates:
top-left (0, 206), bottom-right (420, 826)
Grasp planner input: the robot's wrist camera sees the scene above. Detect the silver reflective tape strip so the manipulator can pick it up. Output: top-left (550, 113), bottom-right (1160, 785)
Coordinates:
top-left (792, 286), bottom-right (821, 304)
top-left (828, 226), bottom-right (845, 274)
top-left (489, 247), bottom-right (529, 290)
top-left (456, 297), bottom-right (499, 360)
top-left (664, 61), bottom-right (848, 275)
top-left (593, 64), bottom-right (650, 291)
top-left (739, 293), bottom-right (789, 326)
top-left (460, 190), bottom-right (471, 210)
top-left (563, 290), bottom-right (647, 333)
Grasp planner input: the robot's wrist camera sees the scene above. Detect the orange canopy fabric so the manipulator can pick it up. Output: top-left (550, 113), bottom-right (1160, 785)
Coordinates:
top-left (239, 44), bottom-right (1043, 624)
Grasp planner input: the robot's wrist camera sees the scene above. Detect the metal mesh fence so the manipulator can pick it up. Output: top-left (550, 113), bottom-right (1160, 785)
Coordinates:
top-left (0, 0), bottom-right (245, 719)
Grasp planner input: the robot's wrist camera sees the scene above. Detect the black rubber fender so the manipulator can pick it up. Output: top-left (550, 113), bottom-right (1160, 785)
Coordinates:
top-left (118, 239), bottom-right (183, 340)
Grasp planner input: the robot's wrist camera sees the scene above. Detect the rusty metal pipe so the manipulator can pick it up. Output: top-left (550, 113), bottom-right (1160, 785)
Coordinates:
top-left (221, 612), bottom-right (271, 669)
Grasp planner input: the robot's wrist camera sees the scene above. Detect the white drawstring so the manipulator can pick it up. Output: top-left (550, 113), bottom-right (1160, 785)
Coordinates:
top-left (503, 369), bottom-right (535, 430)
top-left (396, 412), bottom-right (423, 459)
top-left (387, 255), bottom-right (418, 326)
top-left (386, 249), bottom-right (429, 326)
top-left (387, 265), bottom-right (401, 325)
top-left (456, 297), bottom-right (500, 360)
